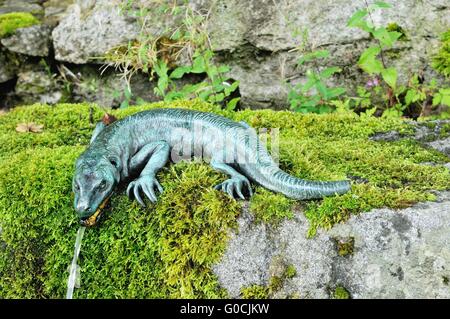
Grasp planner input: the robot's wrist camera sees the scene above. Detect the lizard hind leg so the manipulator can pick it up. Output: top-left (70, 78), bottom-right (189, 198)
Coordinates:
top-left (210, 161), bottom-right (253, 199)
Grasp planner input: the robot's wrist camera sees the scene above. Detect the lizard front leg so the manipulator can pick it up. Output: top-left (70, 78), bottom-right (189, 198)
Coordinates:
top-left (127, 141), bottom-right (170, 206)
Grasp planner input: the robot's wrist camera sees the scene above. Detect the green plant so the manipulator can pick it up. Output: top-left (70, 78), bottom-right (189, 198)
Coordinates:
top-left (432, 30), bottom-right (450, 78)
top-left (389, 76), bottom-right (450, 118)
top-left (0, 12), bottom-right (40, 38)
top-left (153, 50), bottom-right (240, 110)
top-left (347, 2), bottom-right (401, 91)
top-left (432, 88), bottom-right (450, 107)
top-left (347, 2), bottom-right (449, 117)
top-left (104, 1), bottom-right (240, 110)
top-left (288, 37), bottom-right (346, 113)
top-left (114, 86), bottom-right (133, 109)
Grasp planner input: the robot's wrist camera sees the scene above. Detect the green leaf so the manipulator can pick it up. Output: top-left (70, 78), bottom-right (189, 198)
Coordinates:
top-left (300, 77), bottom-right (317, 93)
top-left (120, 100), bottom-right (129, 109)
top-left (298, 50), bottom-right (329, 65)
top-left (382, 107), bottom-right (402, 118)
top-left (381, 67), bottom-right (397, 89)
top-left (224, 81), bottom-right (239, 96)
top-left (170, 66), bottom-right (191, 79)
top-left (170, 29), bottom-right (182, 41)
top-left (212, 93), bottom-right (225, 103)
top-left (358, 47), bottom-right (383, 74)
top-left (124, 87), bottom-right (132, 99)
top-left (372, 27), bottom-right (395, 47)
top-left (326, 87), bottom-right (346, 99)
top-left (439, 88), bottom-right (450, 106)
top-left (347, 9), bottom-right (368, 27)
top-left (432, 94), bottom-right (442, 106)
top-left (320, 67), bottom-right (342, 79)
top-left (316, 81), bottom-right (328, 97)
top-left (388, 31), bottom-right (402, 44)
top-left (165, 91), bottom-right (185, 101)
top-left (404, 89), bottom-right (416, 105)
top-left (226, 97), bottom-right (240, 110)
top-left (191, 55), bottom-right (206, 73)
top-left (217, 65), bottom-right (230, 73)
top-left (370, 1), bottom-right (392, 9)
top-left (199, 88), bottom-right (214, 100)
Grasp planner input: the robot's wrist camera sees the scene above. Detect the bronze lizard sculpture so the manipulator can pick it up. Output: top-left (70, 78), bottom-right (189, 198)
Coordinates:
top-left (73, 108), bottom-right (351, 226)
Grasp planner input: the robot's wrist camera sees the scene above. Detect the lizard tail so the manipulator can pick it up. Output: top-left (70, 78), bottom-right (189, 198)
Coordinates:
top-left (240, 163), bottom-right (351, 200)
top-left (234, 125), bottom-right (351, 200)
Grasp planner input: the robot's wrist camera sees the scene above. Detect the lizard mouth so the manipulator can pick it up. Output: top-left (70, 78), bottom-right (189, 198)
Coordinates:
top-left (80, 197), bottom-right (110, 227)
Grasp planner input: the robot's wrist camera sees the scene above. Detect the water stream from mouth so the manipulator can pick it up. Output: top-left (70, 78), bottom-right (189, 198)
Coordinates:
top-left (66, 226), bottom-right (86, 299)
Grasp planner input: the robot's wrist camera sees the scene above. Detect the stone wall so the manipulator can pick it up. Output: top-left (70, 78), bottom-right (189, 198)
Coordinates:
top-left (0, 0), bottom-right (448, 109)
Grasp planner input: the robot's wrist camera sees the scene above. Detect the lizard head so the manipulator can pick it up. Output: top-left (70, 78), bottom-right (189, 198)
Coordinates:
top-left (73, 155), bottom-right (120, 226)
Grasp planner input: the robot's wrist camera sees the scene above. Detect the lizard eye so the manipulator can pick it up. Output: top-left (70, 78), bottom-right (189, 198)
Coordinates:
top-left (99, 181), bottom-right (107, 190)
top-left (74, 183), bottom-right (80, 191)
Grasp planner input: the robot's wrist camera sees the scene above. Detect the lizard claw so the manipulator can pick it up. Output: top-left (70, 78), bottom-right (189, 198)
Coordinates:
top-left (127, 175), bottom-right (163, 206)
top-left (214, 176), bottom-right (252, 200)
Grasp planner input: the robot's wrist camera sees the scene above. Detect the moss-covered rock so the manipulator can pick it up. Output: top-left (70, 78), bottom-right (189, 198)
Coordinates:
top-left (0, 12), bottom-right (40, 38)
top-left (0, 100), bottom-right (449, 298)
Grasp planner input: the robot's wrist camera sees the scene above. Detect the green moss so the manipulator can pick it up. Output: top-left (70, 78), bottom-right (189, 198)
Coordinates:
top-left (423, 122), bottom-right (437, 130)
top-left (333, 286), bottom-right (350, 299)
top-left (268, 276), bottom-right (284, 293)
top-left (241, 285), bottom-right (269, 299)
top-left (0, 100), bottom-right (449, 298)
top-left (267, 264), bottom-right (297, 295)
top-left (335, 237), bottom-right (355, 257)
top-left (440, 123), bottom-right (450, 138)
top-left (386, 23), bottom-right (408, 41)
top-left (285, 265), bottom-right (297, 279)
top-left (432, 30), bottom-right (450, 78)
top-left (0, 12), bottom-right (40, 38)
top-left (0, 100), bottom-right (221, 161)
top-left (249, 188), bottom-right (294, 225)
top-left (0, 146), bottom-right (239, 298)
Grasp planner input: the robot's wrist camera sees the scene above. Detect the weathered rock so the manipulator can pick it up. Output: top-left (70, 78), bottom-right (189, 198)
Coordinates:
top-left (43, 0), bottom-right (74, 26)
top-left (370, 120), bottom-right (450, 158)
top-left (214, 191), bottom-right (450, 298)
top-left (1, 24), bottom-right (52, 57)
top-left (0, 0), bottom-right (43, 16)
top-left (370, 130), bottom-right (402, 142)
top-left (66, 63), bottom-right (205, 108)
top-left (202, 0), bottom-right (450, 108)
top-left (15, 67), bottom-right (63, 104)
top-left (427, 137), bottom-right (450, 156)
top-left (2, 0), bottom-right (449, 108)
top-left (0, 49), bottom-right (16, 83)
top-left (52, 0), bottom-right (139, 64)
top-left (70, 66), bottom-right (158, 108)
